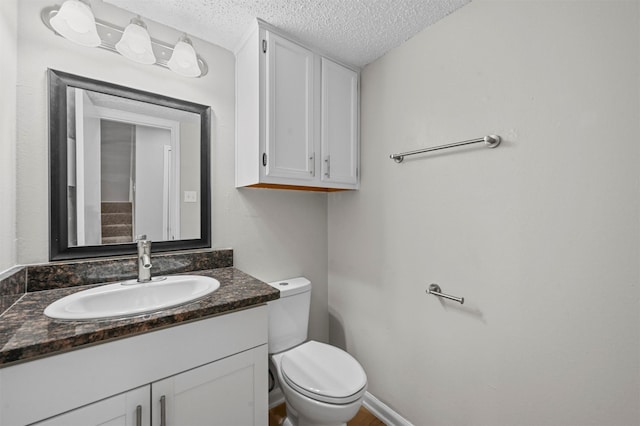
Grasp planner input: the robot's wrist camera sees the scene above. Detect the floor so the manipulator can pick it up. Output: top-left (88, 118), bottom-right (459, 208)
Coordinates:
top-left (268, 403), bottom-right (386, 426)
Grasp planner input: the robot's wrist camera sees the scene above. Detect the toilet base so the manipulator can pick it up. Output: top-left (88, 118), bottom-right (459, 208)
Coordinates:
top-left (281, 414), bottom-right (346, 426)
top-left (279, 388), bottom-right (354, 426)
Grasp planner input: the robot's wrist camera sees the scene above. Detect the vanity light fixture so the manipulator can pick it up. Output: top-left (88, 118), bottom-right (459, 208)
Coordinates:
top-left (48, 0), bottom-right (100, 47)
top-left (168, 35), bottom-right (201, 78)
top-left (115, 17), bottom-right (156, 65)
top-left (42, 1), bottom-right (208, 77)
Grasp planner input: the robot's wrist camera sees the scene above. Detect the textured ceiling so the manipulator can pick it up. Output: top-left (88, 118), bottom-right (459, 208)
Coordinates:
top-left (102, 0), bottom-right (470, 67)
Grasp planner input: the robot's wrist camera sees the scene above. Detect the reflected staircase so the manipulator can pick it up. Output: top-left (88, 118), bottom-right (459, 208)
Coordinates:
top-left (101, 202), bottom-right (133, 244)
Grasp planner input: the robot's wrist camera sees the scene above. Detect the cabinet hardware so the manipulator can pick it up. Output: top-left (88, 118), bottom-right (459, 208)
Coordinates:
top-left (160, 395), bottom-right (167, 426)
top-left (135, 405), bottom-right (142, 426)
top-left (262, 153), bottom-right (267, 167)
top-left (262, 39), bottom-right (267, 53)
top-left (324, 156), bottom-right (331, 178)
top-left (310, 153), bottom-right (315, 176)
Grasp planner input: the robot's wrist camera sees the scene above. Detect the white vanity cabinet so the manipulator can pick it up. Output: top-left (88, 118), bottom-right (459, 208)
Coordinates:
top-left (235, 20), bottom-right (359, 191)
top-left (0, 306), bottom-right (269, 426)
top-left (151, 345), bottom-right (264, 426)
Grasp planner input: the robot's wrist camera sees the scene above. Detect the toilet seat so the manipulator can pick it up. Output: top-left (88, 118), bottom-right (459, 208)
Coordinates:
top-left (280, 341), bottom-right (367, 405)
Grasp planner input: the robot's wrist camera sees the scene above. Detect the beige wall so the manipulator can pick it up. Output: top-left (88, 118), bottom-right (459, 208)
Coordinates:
top-left (328, 1), bottom-right (639, 425)
top-left (15, 0), bottom-right (328, 342)
top-left (0, 0), bottom-right (18, 272)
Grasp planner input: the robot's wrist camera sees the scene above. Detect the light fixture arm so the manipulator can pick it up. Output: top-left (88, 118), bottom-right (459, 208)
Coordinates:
top-left (129, 15), bottom-right (147, 29)
top-left (41, 5), bottom-right (208, 77)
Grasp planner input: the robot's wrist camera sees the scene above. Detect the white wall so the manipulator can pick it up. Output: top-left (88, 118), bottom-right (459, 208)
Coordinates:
top-left (328, 1), bottom-right (639, 425)
top-left (16, 0), bottom-right (328, 342)
top-left (0, 0), bottom-right (18, 272)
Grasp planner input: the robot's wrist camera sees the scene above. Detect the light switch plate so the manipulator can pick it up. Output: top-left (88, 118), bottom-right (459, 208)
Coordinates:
top-left (184, 191), bottom-right (197, 203)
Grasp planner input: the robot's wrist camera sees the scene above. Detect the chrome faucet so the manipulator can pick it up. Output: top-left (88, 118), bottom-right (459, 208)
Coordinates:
top-left (136, 235), bottom-right (152, 282)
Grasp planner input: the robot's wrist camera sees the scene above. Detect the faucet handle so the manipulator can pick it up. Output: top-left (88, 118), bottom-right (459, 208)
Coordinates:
top-left (136, 234), bottom-right (148, 242)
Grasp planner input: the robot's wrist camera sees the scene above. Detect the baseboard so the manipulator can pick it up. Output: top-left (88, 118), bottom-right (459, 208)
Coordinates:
top-left (363, 392), bottom-right (413, 426)
top-left (269, 386), bottom-right (412, 425)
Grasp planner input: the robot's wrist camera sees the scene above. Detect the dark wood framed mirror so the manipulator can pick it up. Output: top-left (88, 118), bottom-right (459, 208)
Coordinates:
top-left (48, 69), bottom-right (211, 260)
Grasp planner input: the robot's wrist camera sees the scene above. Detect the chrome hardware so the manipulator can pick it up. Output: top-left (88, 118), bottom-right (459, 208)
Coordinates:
top-left (262, 152), bottom-right (267, 167)
top-left (160, 395), bottom-right (167, 426)
top-left (324, 156), bottom-right (330, 178)
top-left (136, 235), bottom-right (152, 283)
top-left (262, 39), bottom-right (267, 53)
top-left (390, 135), bottom-right (501, 163)
top-left (427, 284), bottom-right (464, 304)
top-left (135, 405), bottom-right (142, 426)
top-left (310, 153), bottom-right (315, 176)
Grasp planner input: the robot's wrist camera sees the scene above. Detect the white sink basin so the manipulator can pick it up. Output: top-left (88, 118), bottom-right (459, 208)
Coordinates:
top-left (44, 275), bottom-right (220, 320)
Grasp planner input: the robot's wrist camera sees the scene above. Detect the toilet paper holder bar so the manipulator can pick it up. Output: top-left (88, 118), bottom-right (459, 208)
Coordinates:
top-left (427, 284), bottom-right (464, 304)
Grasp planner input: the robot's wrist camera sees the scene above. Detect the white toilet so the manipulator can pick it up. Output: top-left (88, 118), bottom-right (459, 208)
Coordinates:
top-left (267, 277), bottom-right (367, 426)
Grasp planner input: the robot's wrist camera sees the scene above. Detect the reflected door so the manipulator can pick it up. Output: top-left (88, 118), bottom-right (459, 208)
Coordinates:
top-left (75, 89), bottom-right (102, 246)
top-left (134, 126), bottom-right (175, 241)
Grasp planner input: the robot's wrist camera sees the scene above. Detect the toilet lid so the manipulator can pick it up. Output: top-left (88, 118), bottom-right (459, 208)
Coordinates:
top-left (281, 341), bottom-right (367, 404)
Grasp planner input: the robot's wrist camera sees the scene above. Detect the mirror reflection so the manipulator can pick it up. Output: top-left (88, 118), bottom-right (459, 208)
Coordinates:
top-left (49, 69), bottom-right (211, 260)
top-left (66, 88), bottom-right (201, 246)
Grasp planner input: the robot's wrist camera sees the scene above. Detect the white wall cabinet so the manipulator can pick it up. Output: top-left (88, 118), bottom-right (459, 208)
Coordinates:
top-left (236, 20), bottom-right (359, 191)
top-left (320, 58), bottom-right (359, 187)
top-left (0, 306), bottom-right (269, 426)
top-left (263, 31), bottom-right (316, 183)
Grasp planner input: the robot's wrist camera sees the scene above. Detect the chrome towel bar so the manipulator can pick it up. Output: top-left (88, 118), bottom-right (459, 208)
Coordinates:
top-left (390, 135), bottom-right (501, 163)
top-left (427, 284), bottom-right (464, 304)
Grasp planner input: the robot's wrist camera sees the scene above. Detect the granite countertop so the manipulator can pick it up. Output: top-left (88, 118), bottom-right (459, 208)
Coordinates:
top-left (0, 267), bottom-right (279, 367)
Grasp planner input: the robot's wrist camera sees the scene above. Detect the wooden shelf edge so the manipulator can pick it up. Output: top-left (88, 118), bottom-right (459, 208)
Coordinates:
top-left (242, 183), bottom-right (351, 192)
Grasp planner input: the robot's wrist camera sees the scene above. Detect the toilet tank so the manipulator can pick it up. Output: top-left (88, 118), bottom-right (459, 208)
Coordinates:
top-left (267, 277), bottom-right (311, 354)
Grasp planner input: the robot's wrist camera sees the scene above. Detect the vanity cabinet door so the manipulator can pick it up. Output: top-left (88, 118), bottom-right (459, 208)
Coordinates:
top-left (264, 31), bottom-right (317, 182)
top-left (32, 386), bottom-right (149, 426)
top-left (151, 344), bottom-right (268, 426)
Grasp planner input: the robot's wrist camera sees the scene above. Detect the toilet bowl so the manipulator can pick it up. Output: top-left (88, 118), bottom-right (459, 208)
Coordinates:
top-left (267, 278), bottom-right (367, 426)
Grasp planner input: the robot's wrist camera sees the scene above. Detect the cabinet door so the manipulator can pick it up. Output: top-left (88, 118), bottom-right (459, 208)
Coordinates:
top-left (151, 345), bottom-right (268, 426)
top-left (264, 31), bottom-right (316, 182)
top-left (32, 386), bottom-right (149, 426)
top-left (321, 58), bottom-right (359, 187)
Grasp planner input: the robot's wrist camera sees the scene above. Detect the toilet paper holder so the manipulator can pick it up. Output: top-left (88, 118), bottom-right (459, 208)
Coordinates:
top-left (427, 284), bottom-right (464, 304)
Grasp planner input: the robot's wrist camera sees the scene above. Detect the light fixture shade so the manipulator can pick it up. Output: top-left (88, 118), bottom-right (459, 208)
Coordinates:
top-left (115, 18), bottom-right (156, 65)
top-left (168, 36), bottom-right (201, 77)
top-left (49, 0), bottom-right (100, 47)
